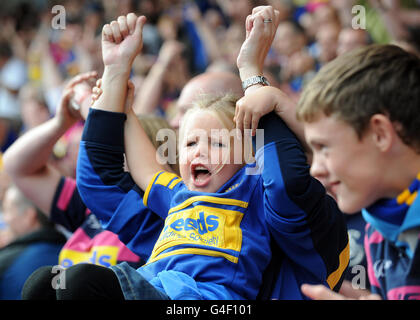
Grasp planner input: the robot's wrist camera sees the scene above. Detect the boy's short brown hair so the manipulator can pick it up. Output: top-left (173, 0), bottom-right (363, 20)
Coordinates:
top-left (297, 44), bottom-right (420, 152)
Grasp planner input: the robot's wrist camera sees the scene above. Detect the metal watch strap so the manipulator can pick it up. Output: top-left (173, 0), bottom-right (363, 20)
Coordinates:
top-left (241, 75), bottom-right (270, 91)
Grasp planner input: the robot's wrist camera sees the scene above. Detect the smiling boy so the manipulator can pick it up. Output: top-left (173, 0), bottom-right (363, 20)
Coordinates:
top-left (297, 44), bottom-right (420, 299)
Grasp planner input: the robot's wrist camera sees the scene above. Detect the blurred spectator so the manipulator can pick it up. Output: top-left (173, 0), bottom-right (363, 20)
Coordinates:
top-left (184, 2), bottom-right (225, 71)
top-left (337, 27), bottom-right (371, 56)
top-left (167, 70), bottom-right (243, 130)
top-left (0, 36), bottom-right (28, 154)
top-left (216, 0), bottom-right (257, 70)
top-left (299, 1), bottom-right (340, 42)
top-left (329, 0), bottom-right (358, 28)
top-left (370, 0), bottom-right (420, 56)
top-left (271, 20), bottom-right (308, 78)
top-left (285, 49), bottom-right (317, 92)
top-left (0, 184), bottom-right (65, 300)
top-left (370, 0), bottom-right (420, 41)
top-left (273, 20), bottom-right (308, 62)
top-left (311, 1), bottom-right (341, 30)
top-left (267, 0), bottom-right (295, 21)
top-left (133, 39), bottom-right (190, 116)
top-left (0, 40), bottom-right (27, 121)
top-left (18, 84), bottom-right (51, 134)
top-left (315, 22), bottom-right (341, 65)
top-left (48, 12), bottom-right (92, 80)
top-left (269, 19), bottom-right (316, 93)
top-left (80, 2), bottom-right (105, 74)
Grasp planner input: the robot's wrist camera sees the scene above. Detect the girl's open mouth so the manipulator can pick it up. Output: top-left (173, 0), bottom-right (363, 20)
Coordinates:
top-left (191, 164), bottom-right (212, 187)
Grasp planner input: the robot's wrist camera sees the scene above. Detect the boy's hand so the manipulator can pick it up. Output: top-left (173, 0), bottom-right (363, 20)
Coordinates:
top-left (301, 284), bottom-right (382, 300)
top-left (102, 13), bottom-right (147, 71)
top-left (96, 13), bottom-right (145, 113)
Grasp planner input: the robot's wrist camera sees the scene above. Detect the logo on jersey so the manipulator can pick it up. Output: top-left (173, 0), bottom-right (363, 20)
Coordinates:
top-left (150, 205), bottom-right (243, 262)
top-left (164, 211), bottom-right (219, 234)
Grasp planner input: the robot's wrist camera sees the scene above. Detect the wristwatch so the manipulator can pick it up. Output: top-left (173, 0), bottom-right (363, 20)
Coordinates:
top-left (241, 75), bottom-right (270, 91)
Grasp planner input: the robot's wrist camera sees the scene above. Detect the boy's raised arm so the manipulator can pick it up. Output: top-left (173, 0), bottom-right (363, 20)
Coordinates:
top-left (91, 13), bottom-right (167, 192)
top-left (93, 14), bottom-right (145, 114)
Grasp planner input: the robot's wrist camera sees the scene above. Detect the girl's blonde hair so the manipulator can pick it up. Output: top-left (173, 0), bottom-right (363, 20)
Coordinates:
top-left (178, 93), bottom-right (238, 145)
top-left (178, 93), bottom-right (254, 173)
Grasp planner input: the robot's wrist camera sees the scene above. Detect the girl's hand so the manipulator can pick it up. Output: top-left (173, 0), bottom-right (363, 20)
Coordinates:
top-left (91, 78), bottom-right (135, 114)
top-left (234, 86), bottom-right (281, 136)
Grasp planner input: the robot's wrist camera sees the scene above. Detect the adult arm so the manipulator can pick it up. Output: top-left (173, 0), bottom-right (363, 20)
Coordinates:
top-left (255, 112), bottom-right (349, 294)
top-left (2, 71), bottom-right (96, 215)
top-left (236, 6), bottom-right (349, 296)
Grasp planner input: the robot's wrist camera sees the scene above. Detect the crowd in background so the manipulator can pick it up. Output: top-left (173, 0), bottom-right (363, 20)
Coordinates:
top-left (0, 0), bottom-right (419, 299)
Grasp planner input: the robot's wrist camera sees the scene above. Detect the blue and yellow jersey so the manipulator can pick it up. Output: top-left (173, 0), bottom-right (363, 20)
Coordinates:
top-left (137, 167), bottom-right (271, 299)
top-left (77, 109), bottom-right (349, 300)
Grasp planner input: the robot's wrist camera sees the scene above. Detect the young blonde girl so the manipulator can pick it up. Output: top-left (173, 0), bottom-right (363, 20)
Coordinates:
top-left (75, 78), bottom-right (274, 299)
top-left (56, 10), bottom-right (348, 301)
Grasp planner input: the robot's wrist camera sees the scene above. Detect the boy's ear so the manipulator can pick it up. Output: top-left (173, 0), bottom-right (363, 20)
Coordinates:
top-left (368, 114), bottom-right (395, 152)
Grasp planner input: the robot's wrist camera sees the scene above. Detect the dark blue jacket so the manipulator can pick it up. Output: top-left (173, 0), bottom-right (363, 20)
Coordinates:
top-left (0, 228), bottom-right (65, 299)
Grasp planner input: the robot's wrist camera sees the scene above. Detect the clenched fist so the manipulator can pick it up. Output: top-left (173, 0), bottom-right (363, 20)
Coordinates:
top-left (101, 13), bottom-right (147, 69)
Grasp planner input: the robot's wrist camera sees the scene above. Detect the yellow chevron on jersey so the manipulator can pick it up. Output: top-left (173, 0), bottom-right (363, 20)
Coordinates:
top-left (168, 195), bottom-right (248, 215)
top-left (147, 247), bottom-right (239, 265)
top-left (168, 177), bottom-right (182, 189)
top-left (326, 241), bottom-right (350, 289)
top-left (149, 205), bottom-right (244, 264)
top-left (144, 171), bottom-right (181, 207)
top-left (155, 171), bottom-right (181, 187)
